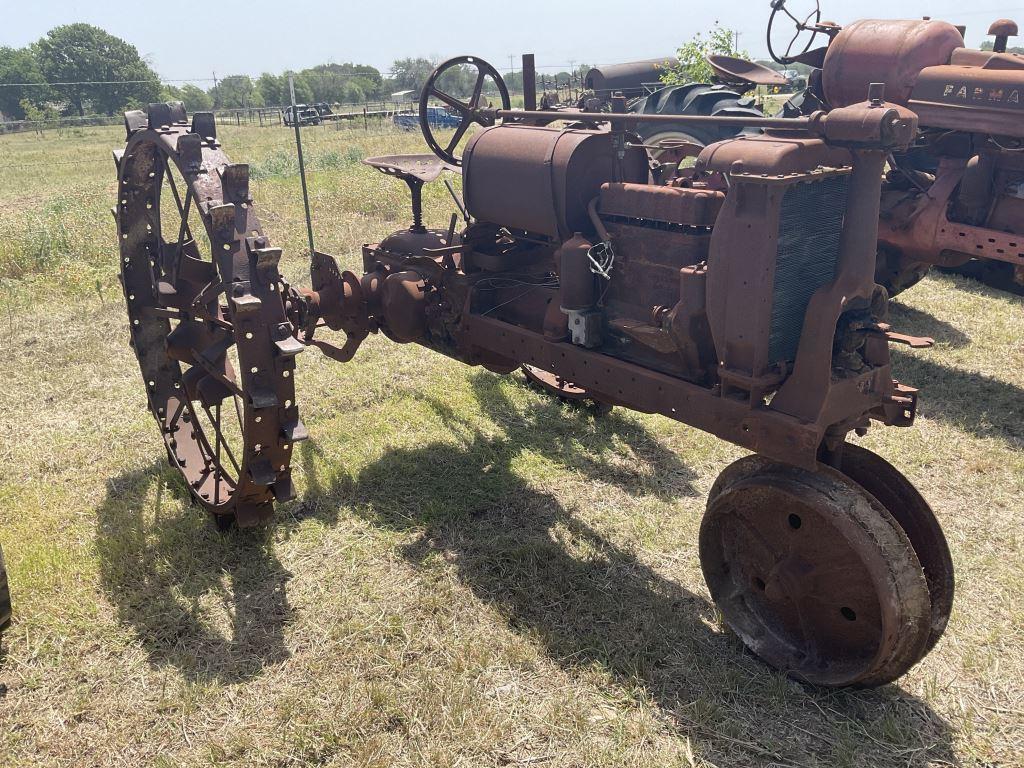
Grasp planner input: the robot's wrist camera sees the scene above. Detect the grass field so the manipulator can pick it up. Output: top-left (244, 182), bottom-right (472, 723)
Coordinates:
top-left (0, 120), bottom-right (1021, 767)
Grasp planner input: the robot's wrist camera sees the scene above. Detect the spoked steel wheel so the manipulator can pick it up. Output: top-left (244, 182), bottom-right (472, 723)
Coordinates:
top-left (700, 455), bottom-right (933, 687)
top-left (115, 103), bottom-right (306, 528)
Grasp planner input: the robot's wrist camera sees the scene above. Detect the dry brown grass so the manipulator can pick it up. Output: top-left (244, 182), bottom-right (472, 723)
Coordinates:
top-left (0, 122), bottom-right (1021, 767)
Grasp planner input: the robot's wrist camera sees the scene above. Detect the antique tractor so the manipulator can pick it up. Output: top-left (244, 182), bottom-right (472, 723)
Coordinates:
top-left (770, 0), bottom-right (1024, 294)
top-left (113, 64), bottom-right (954, 687)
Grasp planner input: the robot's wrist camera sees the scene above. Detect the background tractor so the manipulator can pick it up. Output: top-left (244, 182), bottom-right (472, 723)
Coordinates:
top-left (769, 0), bottom-right (1024, 295)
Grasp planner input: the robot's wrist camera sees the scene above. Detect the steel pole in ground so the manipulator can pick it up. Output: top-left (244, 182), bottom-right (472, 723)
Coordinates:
top-left (289, 75), bottom-right (316, 259)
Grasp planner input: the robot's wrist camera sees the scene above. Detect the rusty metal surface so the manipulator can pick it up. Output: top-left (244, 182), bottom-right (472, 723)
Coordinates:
top-left (879, 156), bottom-right (1024, 270)
top-left (836, 444), bottom-right (954, 655)
top-left (116, 73), bottom-right (949, 686)
top-left (598, 183), bottom-right (724, 227)
top-left (707, 55), bottom-right (789, 88)
top-left (909, 65), bottom-right (1024, 137)
top-left (116, 103), bottom-right (304, 528)
top-left (781, 7), bottom-right (1024, 292)
top-left (700, 455), bottom-right (932, 687)
top-left (584, 59), bottom-right (675, 97)
top-left (521, 365), bottom-right (611, 413)
top-left (419, 57), bottom-right (510, 167)
top-left (462, 125), bottom-right (648, 239)
top-left (821, 19), bottom-right (964, 108)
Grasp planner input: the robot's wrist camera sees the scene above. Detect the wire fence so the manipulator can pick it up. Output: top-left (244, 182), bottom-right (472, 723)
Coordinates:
top-left (0, 99), bottom-right (427, 135)
top-left (0, 113), bottom-right (432, 173)
top-left (0, 61), bottom-right (592, 135)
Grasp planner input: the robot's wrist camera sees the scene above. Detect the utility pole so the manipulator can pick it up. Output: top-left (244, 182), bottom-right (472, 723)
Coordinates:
top-left (733, 31), bottom-right (741, 54)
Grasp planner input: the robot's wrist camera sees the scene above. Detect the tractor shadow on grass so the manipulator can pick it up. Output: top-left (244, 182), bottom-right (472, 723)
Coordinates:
top-left (296, 372), bottom-right (958, 767)
top-left (891, 348), bottom-right (1024, 447)
top-left (885, 298), bottom-right (1022, 447)
top-left (95, 465), bottom-right (292, 684)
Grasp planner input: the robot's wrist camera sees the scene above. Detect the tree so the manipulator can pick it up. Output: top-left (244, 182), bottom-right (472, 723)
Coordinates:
top-left (163, 83), bottom-right (213, 112)
top-left (0, 46), bottom-right (49, 120)
top-left (209, 75), bottom-right (264, 109)
top-left (661, 24), bottom-right (747, 86)
top-left (255, 72), bottom-right (311, 107)
top-left (179, 83), bottom-right (212, 112)
top-left (34, 24), bottom-right (161, 116)
top-left (980, 40), bottom-right (1024, 54)
top-left (390, 57), bottom-right (437, 96)
top-left (300, 63), bottom-right (383, 104)
top-left (256, 72), bottom-right (284, 107)
top-left (19, 99), bottom-right (59, 134)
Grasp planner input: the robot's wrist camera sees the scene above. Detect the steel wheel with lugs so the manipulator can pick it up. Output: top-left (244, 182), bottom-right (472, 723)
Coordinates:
top-left (115, 103), bottom-right (307, 529)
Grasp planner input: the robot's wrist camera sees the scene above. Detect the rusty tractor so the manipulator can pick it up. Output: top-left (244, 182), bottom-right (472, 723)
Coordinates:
top-left (769, 0), bottom-right (1024, 294)
top-left (113, 61), bottom-right (954, 687)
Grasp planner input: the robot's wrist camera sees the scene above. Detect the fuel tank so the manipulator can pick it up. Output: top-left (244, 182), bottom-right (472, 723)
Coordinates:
top-left (822, 19), bottom-right (964, 108)
top-left (585, 59), bottom-right (675, 97)
top-left (462, 125), bottom-right (649, 240)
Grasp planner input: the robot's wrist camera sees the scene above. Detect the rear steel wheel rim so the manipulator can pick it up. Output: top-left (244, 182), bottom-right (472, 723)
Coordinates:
top-left (700, 456), bottom-right (931, 687)
top-left (116, 111), bottom-right (303, 527)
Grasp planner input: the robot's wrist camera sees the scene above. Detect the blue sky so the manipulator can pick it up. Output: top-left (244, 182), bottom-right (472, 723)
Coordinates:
top-left (3, 0), bottom-right (1021, 82)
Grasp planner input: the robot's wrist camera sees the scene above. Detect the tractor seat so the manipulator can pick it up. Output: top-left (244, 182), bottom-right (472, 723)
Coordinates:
top-left (706, 55), bottom-right (789, 88)
top-left (363, 154), bottom-right (457, 184)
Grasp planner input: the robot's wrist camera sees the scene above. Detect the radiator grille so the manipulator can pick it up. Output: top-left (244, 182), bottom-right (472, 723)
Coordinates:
top-left (769, 174), bottom-right (850, 364)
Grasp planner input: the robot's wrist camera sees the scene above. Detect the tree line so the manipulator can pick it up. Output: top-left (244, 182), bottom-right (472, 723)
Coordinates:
top-left (0, 24), bottom-right (490, 121)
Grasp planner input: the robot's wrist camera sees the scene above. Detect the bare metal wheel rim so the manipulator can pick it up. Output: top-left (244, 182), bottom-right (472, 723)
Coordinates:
top-left (115, 103), bottom-right (306, 528)
top-left (700, 455), bottom-right (932, 687)
top-left (836, 443), bottom-right (954, 658)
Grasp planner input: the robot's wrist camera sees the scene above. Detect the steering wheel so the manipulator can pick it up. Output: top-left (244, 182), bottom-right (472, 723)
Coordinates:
top-left (767, 0), bottom-right (822, 65)
top-left (419, 56), bottom-right (511, 166)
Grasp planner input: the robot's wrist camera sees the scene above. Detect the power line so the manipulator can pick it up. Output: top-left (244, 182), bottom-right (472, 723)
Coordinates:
top-left (0, 78), bottom-right (216, 87)
top-left (0, 62), bottom-right (598, 90)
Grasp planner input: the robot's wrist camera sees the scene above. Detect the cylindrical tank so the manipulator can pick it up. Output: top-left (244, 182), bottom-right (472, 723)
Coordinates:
top-left (558, 235), bottom-right (597, 312)
top-left (822, 19), bottom-right (964, 108)
top-left (585, 59), bottom-right (675, 96)
top-left (462, 125), bottom-right (648, 240)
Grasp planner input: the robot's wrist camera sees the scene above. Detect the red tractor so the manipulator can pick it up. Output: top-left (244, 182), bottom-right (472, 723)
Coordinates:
top-left (770, 1), bottom-right (1024, 294)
